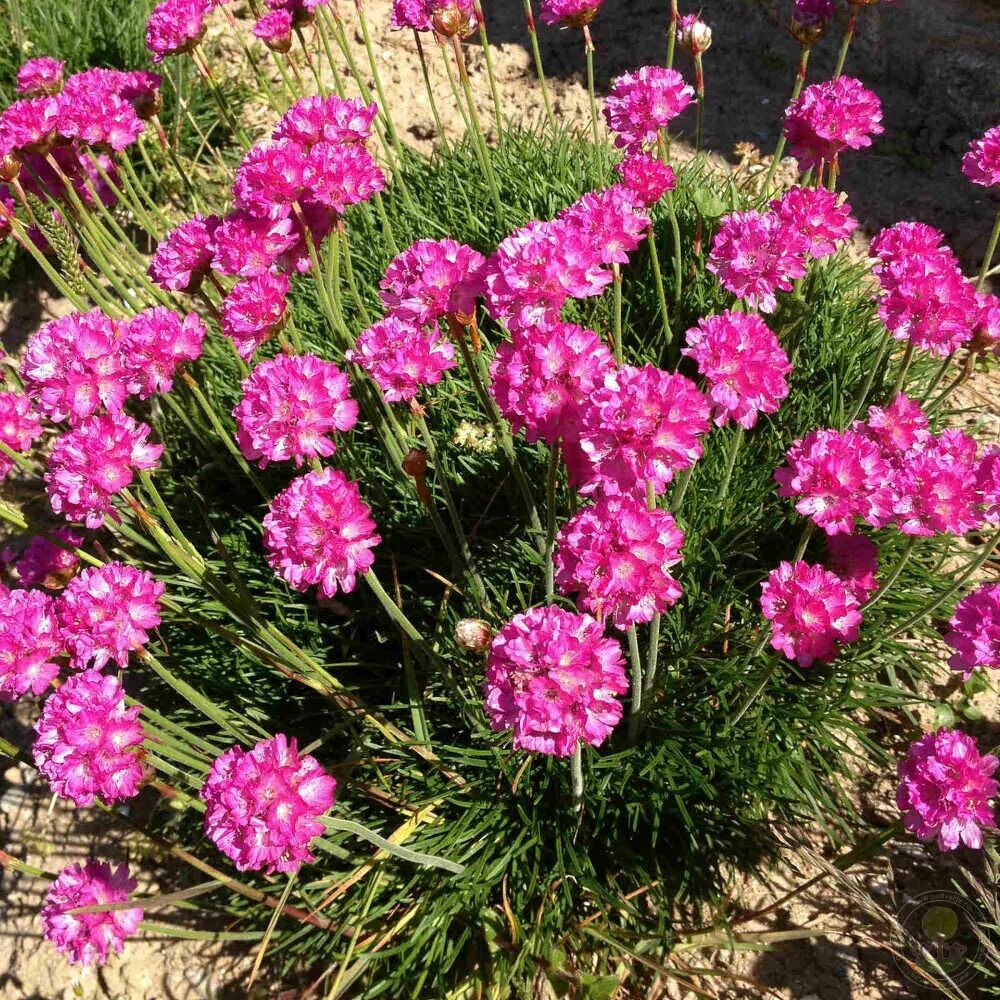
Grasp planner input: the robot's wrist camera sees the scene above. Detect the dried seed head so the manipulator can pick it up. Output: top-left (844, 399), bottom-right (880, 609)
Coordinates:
top-left (455, 618), bottom-right (493, 654)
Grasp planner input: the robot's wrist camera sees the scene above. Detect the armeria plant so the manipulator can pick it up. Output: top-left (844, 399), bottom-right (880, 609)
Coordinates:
top-left (1, 0), bottom-right (999, 993)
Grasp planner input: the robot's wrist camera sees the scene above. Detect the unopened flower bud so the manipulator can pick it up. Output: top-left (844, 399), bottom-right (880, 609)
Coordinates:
top-left (402, 447), bottom-right (428, 480)
top-left (432, 0), bottom-right (478, 38)
top-left (677, 14), bottom-right (712, 55)
top-left (455, 618), bottom-right (493, 654)
top-left (789, 0), bottom-right (833, 45)
top-left (0, 154), bottom-right (21, 183)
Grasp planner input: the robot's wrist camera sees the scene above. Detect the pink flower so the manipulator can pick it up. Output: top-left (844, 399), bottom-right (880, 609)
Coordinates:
top-left (254, 9), bottom-right (293, 47)
top-left (870, 221), bottom-right (948, 267)
top-left (16, 58), bottom-right (66, 97)
top-left (221, 271), bottom-right (291, 360)
top-left (484, 219), bottom-right (612, 332)
top-left (21, 310), bottom-right (136, 424)
top-left (760, 560), bottom-right (862, 668)
top-left (707, 210), bottom-right (809, 313)
top-left (484, 606), bottom-right (628, 757)
top-left (558, 185), bottom-right (650, 266)
top-left (234, 354), bottom-right (358, 467)
top-left (490, 322), bottom-right (614, 445)
top-left (897, 728), bottom-right (998, 851)
top-left (149, 214), bottom-right (220, 292)
top-left (676, 13), bottom-right (712, 54)
top-left (0, 97), bottom-right (60, 157)
top-left (603, 67), bottom-right (694, 153)
top-left (146, 0), bottom-right (210, 61)
top-left (263, 468), bottom-right (380, 598)
top-left (540, 0), bottom-right (603, 28)
top-left (945, 583), bottom-right (1000, 679)
top-left (682, 311), bottom-right (791, 429)
top-left (305, 142), bottom-right (386, 213)
top-left (57, 563), bottom-right (164, 671)
top-left (554, 495), bottom-right (684, 628)
top-left (347, 316), bottom-right (456, 403)
top-left (41, 860), bottom-right (142, 967)
top-left (274, 95), bottom-right (378, 148)
top-left (972, 292), bottom-right (1000, 355)
top-left (212, 209), bottom-right (297, 277)
top-left (379, 239), bottom-right (486, 324)
top-left (6, 528), bottom-right (83, 590)
top-left (963, 125), bottom-right (1000, 189)
top-left (45, 412), bottom-right (163, 528)
top-left (783, 77), bottom-right (884, 169)
top-left (791, 0), bottom-right (834, 40)
top-left (576, 364), bottom-right (711, 497)
top-left (33, 670), bottom-right (146, 807)
top-left (0, 391), bottom-right (42, 479)
top-left (120, 308), bottom-right (206, 398)
top-left (233, 140), bottom-right (307, 215)
top-left (57, 69), bottom-right (145, 151)
top-left (615, 153), bottom-right (676, 206)
top-left (769, 186), bottom-right (858, 259)
top-left (891, 429), bottom-right (982, 537)
top-left (200, 734), bottom-right (336, 873)
top-left (825, 533), bottom-right (879, 604)
top-left (857, 392), bottom-right (930, 454)
top-left (390, 0), bottom-right (433, 30)
top-left (118, 71), bottom-right (164, 119)
top-left (775, 428), bottom-right (894, 535)
top-left (977, 444), bottom-right (1000, 525)
top-left (0, 587), bottom-right (63, 701)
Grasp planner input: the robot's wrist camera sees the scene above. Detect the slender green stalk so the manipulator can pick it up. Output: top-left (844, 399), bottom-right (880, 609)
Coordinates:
top-left (414, 30), bottom-right (448, 148)
top-left (583, 25), bottom-right (600, 144)
top-left (191, 46), bottom-right (252, 149)
top-left (475, 0), bottom-right (505, 135)
top-left (322, 816), bottom-right (465, 873)
top-left (693, 53), bottom-right (705, 152)
top-left (977, 206), bottom-right (1000, 290)
top-left (627, 625), bottom-right (643, 744)
top-left (670, 465), bottom-right (695, 513)
top-left (611, 262), bottom-right (624, 362)
top-left (666, 0), bottom-right (679, 69)
top-left (522, 0), bottom-right (556, 128)
top-left (644, 480), bottom-right (663, 706)
top-left (570, 744), bottom-right (584, 813)
top-left (861, 538), bottom-right (916, 611)
top-left (544, 442), bottom-right (561, 600)
top-left (714, 425), bottom-right (745, 503)
top-left (646, 225), bottom-right (674, 347)
top-left (764, 45), bottom-right (810, 191)
top-left (890, 341), bottom-right (915, 400)
top-left (833, 6), bottom-right (859, 79)
top-left (364, 570), bottom-right (432, 649)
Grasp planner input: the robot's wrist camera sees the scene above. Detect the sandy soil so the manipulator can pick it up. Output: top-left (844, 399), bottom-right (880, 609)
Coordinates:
top-left (3, 1), bottom-right (1000, 997)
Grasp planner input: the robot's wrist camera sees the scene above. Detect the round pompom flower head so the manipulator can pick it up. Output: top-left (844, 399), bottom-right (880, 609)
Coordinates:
top-left (120, 307), bottom-right (206, 398)
top-left (490, 322), bottom-right (614, 445)
top-left (963, 125), bottom-right (1000, 189)
top-left (57, 563), bottom-right (164, 671)
top-left (944, 583), bottom-right (1000, 680)
top-left (16, 57), bottom-right (66, 97)
top-left (347, 316), bottom-right (457, 404)
top-left (379, 238), bottom-right (486, 325)
top-left (897, 729), bottom-right (998, 851)
top-left (615, 153), bottom-right (676, 206)
top-left (554, 495), bottom-right (685, 629)
top-left (540, 0), bottom-right (603, 28)
top-left (0, 587), bottom-right (63, 701)
top-left (234, 354), bottom-right (358, 468)
top-left (33, 670), bottom-right (146, 807)
top-left (790, 0), bottom-right (834, 45)
top-left (682, 312), bottom-right (791, 429)
top-left (148, 214), bottom-right (220, 292)
top-left (484, 606), bottom-right (628, 757)
top-left (146, 0), bottom-right (209, 62)
top-left (274, 95), bottom-right (378, 148)
top-left (7, 527), bottom-right (83, 590)
top-left (264, 468), bottom-right (381, 599)
top-left (200, 734), bottom-right (336, 873)
top-left (45, 412), bottom-right (163, 529)
top-left (221, 271), bottom-right (291, 361)
top-left (760, 560), bottom-right (863, 668)
top-left (707, 210), bottom-right (808, 313)
top-left (857, 392), bottom-right (931, 455)
top-left (603, 66), bottom-right (695, 153)
top-left (254, 9), bottom-right (294, 50)
top-left (978, 444), bottom-right (1000, 525)
top-left (41, 860), bottom-right (142, 968)
top-left (0, 391), bottom-right (42, 480)
top-left (783, 77), bottom-right (884, 170)
top-left (769, 186), bottom-right (858, 259)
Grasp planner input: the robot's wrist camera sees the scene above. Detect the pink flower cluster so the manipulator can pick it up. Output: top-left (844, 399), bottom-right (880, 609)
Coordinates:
top-left (484, 606), bottom-right (628, 757)
top-left (616, 153), bottom-right (676, 206)
top-left (945, 583), bottom-right (1000, 679)
top-left (871, 221), bottom-right (979, 357)
top-left (783, 77), bottom-right (884, 170)
top-left (234, 354), bottom-right (358, 467)
top-left (254, 9), bottom-right (293, 48)
top-left (58, 563), bottom-right (164, 670)
top-left (348, 316), bottom-right (457, 403)
top-left (897, 728), bottom-right (998, 851)
top-left (379, 239), bottom-right (486, 324)
top-left (275, 95), bottom-right (378, 148)
top-left (16, 58), bottom-right (65, 97)
top-left (264, 468), bottom-right (380, 598)
top-left (41, 860), bottom-right (142, 967)
top-left (33, 670), bottom-right (146, 807)
top-left (963, 125), bottom-right (1000, 189)
top-left (540, 0), bottom-right (604, 28)
top-left (149, 214), bottom-right (221, 292)
top-left (554, 495), bottom-right (684, 628)
top-left (490, 322), bottom-right (614, 445)
top-left (760, 560), bottom-right (863, 667)
top-left (574, 364), bottom-right (711, 498)
top-left (769, 187), bottom-right (858, 259)
top-left (682, 311), bottom-right (792, 429)
top-left (4, 527), bottom-right (83, 590)
top-left (0, 587), bottom-right (63, 701)
top-left (146, 0), bottom-right (211, 62)
top-left (390, 0), bottom-right (478, 35)
top-left (200, 734), bottom-right (336, 873)
top-left (22, 307), bottom-right (204, 422)
top-left (0, 391), bottom-right (42, 479)
top-left (45, 412), bottom-right (163, 528)
top-left (603, 67), bottom-right (694, 153)
top-left (221, 271), bottom-right (291, 360)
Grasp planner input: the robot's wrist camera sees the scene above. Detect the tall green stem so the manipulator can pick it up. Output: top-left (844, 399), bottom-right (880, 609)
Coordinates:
top-left (570, 744), bottom-right (584, 814)
top-left (977, 206), bottom-right (1000, 290)
top-left (833, 7), bottom-right (858, 79)
top-left (764, 45), bottom-right (810, 191)
top-left (544, 442), bottom-right (561, 600)
top-left (522, 0), bottom-right (556, 129)
top-left (714, 425), bottom-right (744, 503)
top-left (666, 0), bottom-right (679, 69)
top-left (583, 25), bottom-right (600, 144)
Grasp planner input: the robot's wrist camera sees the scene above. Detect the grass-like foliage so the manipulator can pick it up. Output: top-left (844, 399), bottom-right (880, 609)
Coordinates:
top-left (1, 4), bottom-right (998, 998)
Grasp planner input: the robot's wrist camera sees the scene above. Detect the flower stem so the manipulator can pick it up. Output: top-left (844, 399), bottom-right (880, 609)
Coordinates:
top-left (583, 25), bottom-right (600, 144)
top-left (627, 625), bottom-right (643, 744)
top-left (646, 224), bottom-right (674, 348)
top-left (544, 442), bottom-right (561, 600)
top-left (714, 425), bottom-right (745, 503)
top-left (611, 262), bottom-right (623, 362)
top-left (475, 0), bottom-right (504, 136)
top-left (414, 30), bottom-right (448, 148)
top-left (833, 7), bottom-right (859, 79)
top-left (522, 0), bottom-right (556, 129)
top-left (977, 206), bottom-right (1000, 290)
top-left (693, 53), bottom-right (705, 152)
top-left (570, 743), bottom-right (584, 814)
top-left (666, 0), bottom-right (679, 69)
top-left (861, 538), bottom-right (916, 612)
top-left (764, 45), bottom-right (810, 191)
top-left (890, 341), bottom-right (915, 400)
